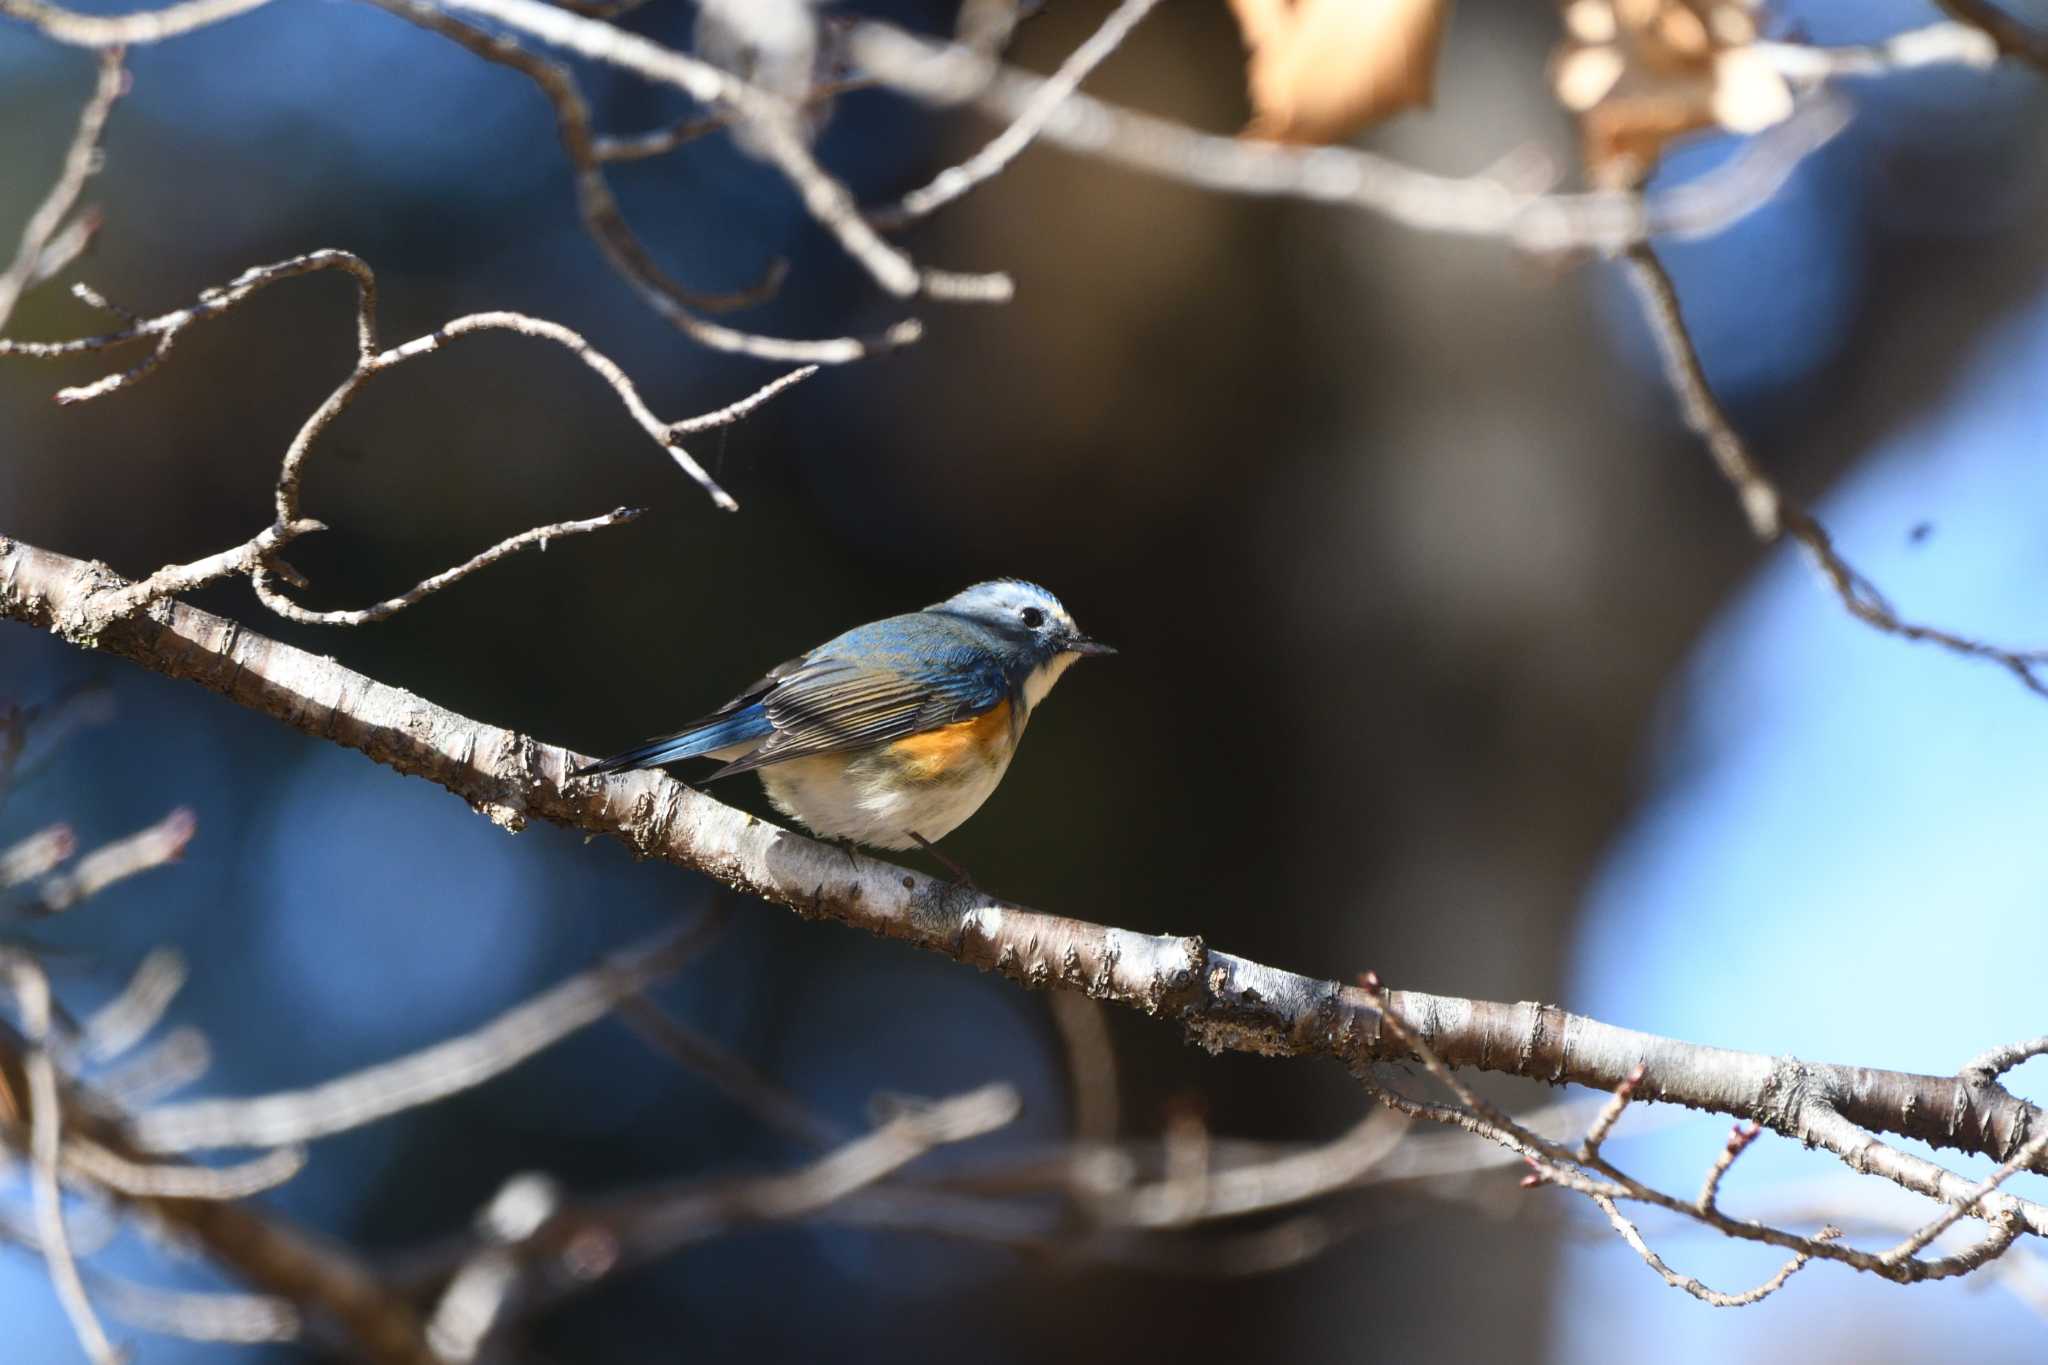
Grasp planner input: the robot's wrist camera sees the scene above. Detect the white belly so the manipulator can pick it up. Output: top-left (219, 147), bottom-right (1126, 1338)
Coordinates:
top-left (756, 744), bottom-right (1013, 850)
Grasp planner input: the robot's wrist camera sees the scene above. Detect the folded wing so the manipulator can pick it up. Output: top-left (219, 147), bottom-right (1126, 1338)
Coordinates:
top-left (575, 640), bottom-right (1008, 780)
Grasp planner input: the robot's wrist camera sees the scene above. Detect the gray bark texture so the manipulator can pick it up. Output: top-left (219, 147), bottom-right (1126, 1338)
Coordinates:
top-left (3, 533), bottom-right (2041, 1235)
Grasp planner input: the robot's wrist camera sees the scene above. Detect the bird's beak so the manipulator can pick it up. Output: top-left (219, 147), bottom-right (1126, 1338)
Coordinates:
top-left (1066, 635), bottom-right (1116, 657)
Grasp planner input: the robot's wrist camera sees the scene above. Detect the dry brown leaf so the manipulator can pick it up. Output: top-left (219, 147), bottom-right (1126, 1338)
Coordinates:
top-left (1230, 0), bottom-right (1453, 145)
top-left (1550, 0), bottom-right (1791, 188)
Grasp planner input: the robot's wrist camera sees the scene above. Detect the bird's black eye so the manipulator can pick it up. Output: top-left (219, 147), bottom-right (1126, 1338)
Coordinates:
top-left (1020, 606), bottom-right (1046, 629)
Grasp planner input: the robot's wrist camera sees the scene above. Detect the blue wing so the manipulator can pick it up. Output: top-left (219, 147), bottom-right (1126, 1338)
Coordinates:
top-left (576, 613), bottom-right (1010, 779)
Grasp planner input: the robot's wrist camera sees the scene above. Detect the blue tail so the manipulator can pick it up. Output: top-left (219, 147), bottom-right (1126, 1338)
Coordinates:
top-left (575, 705), bottom-right (774, 777)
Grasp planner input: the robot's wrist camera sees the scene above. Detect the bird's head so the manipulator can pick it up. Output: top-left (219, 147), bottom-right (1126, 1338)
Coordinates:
top-left (934, 579), bottom-right (1114, 710)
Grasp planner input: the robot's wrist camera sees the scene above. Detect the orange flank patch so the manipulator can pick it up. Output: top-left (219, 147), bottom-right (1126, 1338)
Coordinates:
top-left (886, 700), bottom-right (1011, 782)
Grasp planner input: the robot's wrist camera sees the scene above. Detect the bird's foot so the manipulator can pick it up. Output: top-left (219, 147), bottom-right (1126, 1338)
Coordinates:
top-left (907, 832), bottom-right (981, 894)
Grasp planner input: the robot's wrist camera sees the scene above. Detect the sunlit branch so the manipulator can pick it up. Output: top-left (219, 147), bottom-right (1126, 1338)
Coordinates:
top-left (2, 252), bottom-right (818, 629)
top-left (130, 919), bottom-right (719, 1152)
top-left (0, 48), bottom-right (123, 332)
top-left (1618, 242), bottom-right (2048, 698)
top-left (3, 535), bottom-right (2043, 1260)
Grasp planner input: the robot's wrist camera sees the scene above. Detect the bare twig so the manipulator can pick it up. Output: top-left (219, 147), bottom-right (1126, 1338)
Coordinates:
top-left (428, 0), bottom-right (1011, 305)
top-left (614, 994), bottom-right (845, 1151)
top-left (0, 684), bottom-right (116, 795)
top-left (1581, 1063), bottom-right (1646, 1160)
top-left (4, 539), bottom-right (2042, 1236)
top-left (1047, 990), bottom-right (1121, 1146)
top-left (0, 0), bottom-right (270, 45)
top-left (64, 1138), bottom-right (305, 1199)
top-left (424, 1173), bottom-right (559, 1362)
top-left (79, 947), bottom-right (186, 1064)
top-left (22, 806), bottom-right (194, 915)
top-left (498, 1083), bottom-right (1022, 1305)
top-left (1965, 1036), bottom-right (2048, 1087)
top-left (93, 1027), bottom-right (208, 1108)
top-left (0, 1012), bottom-right (438, 1364)
top-left (252, 508), bottom-right (645, 627)
top-left (1619, 242), bottom-right (2048, 698)
top-left (89, 1276), bottom-right (298, 1344)
top-left (1878, 1128), bottom-right (2048, 1268)
top-left (0, 47), bottom-right (124, 332)
top-left (846, 20), bottom-right (1853, 255)
top-left (1592, 1191), bottom-right (1835, 1306)
top-left (1759, 21), bottom-right (1998, 79)
top-left (1118, 1108), bottom-right (1407, 1227)
top-left (869, 0), bottom-right (1163, 228)
top-left (667, 364), bottom-right (818, 437)
top-left (592, 77), bottom-right (878, 164)
top-left (361, 0), bottom-right (921, 366)
top-left (3, 254), bottom-right (817, 629)
top-left (129, 917), bottom-right (718, 1152)
top-left (1698, 1122), bottom-right (1761, 1214)
top-left (1, 825), bottom-right (76, 887)
top-left (4, 954), bottom-right (122, 1363)
top-left (1358, 970), bottom-right (2040, 1292)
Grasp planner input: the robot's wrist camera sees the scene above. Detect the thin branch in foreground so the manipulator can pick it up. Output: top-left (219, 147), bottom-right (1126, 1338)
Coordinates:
top-left (1579, 1062), bottom-right (1646, 1160)
top-left (80, 947), bottom-right (186, 1064)
top-left (1618, 242), bottom-right (2048, 698)
top-left (1118, 1108), bottom-right (1408, 1228)
top-left (844, 18), bottom-right (1852, 255)
top-left (3, 953), bottom-right (121, 1364)
top-left (614, 994), bottom-right (846, 1151)
top-left (1698, 1121), bottom-right (1761, 1214)
top-left (63, 1136), bottom-right (304, 1200)
top-left (3, 253), bottom-right (819, 630)
top-left (425, 1173), bottom-right (560, 1362)
top-left (1593, 1191), bottom-right (1836, 1307)
top-left (506, 1083), bottom-right (1021, 1307)
top-left (430, 0), bottom-right (1012, 306)
top-left (360, 0), bottom-right (919, 367)
top-left (6, 538), bottom-right (2048, 1302)
top-left (592, 76), bottom-right (879, 164)
top-left (868, 0), bottom-right (1162, 229)
top-left (667, 363), bottom-right (818, 437)
top-left (92, 1026), bottom-right (209, 1108)
top-left (252, 507), bottom-right (645, 628)
top-left (1877, 1127), bottom-right (2048, 1271)
top-left (1046, 989), bottom-right (1121, 1146)
top-left (0, 47), bottom-right (124, 332)
top-left (21, 806), bottom-right (194, 916)
top-left (1361, 970), bottom-right (2042, 1294)
top-left (0, 0), bottom-right (272, 46)
top-left (1759, 21), bottom-right (1998, 79)
top-left (88, 1275), bottom-right (298, 1345)
top-left (128, 914), bottom-right (721, 1152)
top-left (1, 826), bottom-right (76, 888)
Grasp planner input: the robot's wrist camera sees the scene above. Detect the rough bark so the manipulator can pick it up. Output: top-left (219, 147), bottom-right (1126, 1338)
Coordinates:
top-left (3, 534), bottom-right (2041, 1233)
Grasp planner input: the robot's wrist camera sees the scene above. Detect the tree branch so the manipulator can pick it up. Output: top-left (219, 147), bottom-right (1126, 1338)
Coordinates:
top-left (0, 47), bottom-right (123, 333)
top-left (3, 534), bottom-right (2042, 1231)
top-left (1618, 241), bottom-right (2048, 697)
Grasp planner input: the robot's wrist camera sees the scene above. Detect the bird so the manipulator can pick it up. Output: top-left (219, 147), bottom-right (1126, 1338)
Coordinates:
top-left (574, 580), bottom-right (1114, 857)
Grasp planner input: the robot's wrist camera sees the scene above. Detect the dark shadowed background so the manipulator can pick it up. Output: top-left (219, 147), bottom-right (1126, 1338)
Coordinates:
top-left (5, 0), bottom-right (2048, 1360)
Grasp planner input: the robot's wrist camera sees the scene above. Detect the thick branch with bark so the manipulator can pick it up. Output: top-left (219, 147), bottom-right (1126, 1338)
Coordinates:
top-left (6, 4), bottom-right (2048, 1354)
top-left (3, 535), bottom-right (2041, 1223)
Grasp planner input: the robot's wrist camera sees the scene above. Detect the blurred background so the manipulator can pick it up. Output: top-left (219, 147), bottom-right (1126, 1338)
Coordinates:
top-left (3, 0), bottom-right (2047, 1359)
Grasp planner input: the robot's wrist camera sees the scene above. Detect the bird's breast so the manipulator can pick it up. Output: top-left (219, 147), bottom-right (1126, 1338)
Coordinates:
top-left (755, 700), bottom-right (1020, 849)
top-left (877, 699), bottom-right (1017, 783)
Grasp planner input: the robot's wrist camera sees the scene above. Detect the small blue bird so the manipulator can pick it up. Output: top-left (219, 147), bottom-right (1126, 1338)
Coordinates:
top-left (576, 581), bottom-right (1113, 853)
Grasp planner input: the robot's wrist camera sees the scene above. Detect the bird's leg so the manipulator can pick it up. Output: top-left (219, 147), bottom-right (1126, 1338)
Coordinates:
top-left (834, 838), bottom-right (862, 874)
top-left (907, 832), bottom-right (980, 893)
